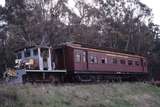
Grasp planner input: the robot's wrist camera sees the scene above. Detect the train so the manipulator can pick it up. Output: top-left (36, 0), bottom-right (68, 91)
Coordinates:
top-left (4, 42), bottom-right (148, 83)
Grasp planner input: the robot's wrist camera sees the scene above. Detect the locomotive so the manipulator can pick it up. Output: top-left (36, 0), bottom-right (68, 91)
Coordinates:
top-left (5, 42), bottom-right (148, 83)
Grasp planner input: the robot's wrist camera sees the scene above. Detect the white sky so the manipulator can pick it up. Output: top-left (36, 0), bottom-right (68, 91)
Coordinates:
top-left (0, 0), bottom-right (159, 25)
top-left (140, 0), bottom-right (160, 25)
top-left (0, 0), bottom-right (5, 7)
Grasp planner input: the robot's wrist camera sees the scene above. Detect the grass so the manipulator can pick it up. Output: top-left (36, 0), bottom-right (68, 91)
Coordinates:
top-left (0, 82), bottom-right (160, 107)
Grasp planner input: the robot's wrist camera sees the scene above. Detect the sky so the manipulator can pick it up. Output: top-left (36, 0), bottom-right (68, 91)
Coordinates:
top-left (0, 0), bottom-right (159, 25)
top-left (140, 0), bottom-right (160, 25)
top-left (0, 0), bottom-right (5, 7)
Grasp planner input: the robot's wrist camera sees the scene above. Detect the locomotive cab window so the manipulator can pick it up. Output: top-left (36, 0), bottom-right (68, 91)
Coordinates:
top-left (24, 49), bottom-right (31, 57)
top-left (128, 60), bottom-right (133, 65)
top-left (17, 53), bottom-right (22, 59)
top-left (33, 49), bottom-right (38, 56)
top-left (41, 48), bottom-right (49, 57)
top-left (75, 54), bottom-right (81, 62)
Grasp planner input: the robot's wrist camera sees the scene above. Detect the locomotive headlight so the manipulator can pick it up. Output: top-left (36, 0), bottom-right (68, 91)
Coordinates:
top-left (15, 59), bottom-right (20, 64)
top-left (15, 59), bottom-right (21, 68)
top-left (25, 59), bottom-right (34, 65)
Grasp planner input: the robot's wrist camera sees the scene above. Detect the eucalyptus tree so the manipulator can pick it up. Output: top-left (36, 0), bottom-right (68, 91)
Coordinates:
top-left (89, 0), bottom-right (155, 54)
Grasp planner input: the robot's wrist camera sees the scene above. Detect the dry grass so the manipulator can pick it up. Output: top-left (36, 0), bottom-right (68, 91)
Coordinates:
top-left (0, 82), bottom-right (160, 107)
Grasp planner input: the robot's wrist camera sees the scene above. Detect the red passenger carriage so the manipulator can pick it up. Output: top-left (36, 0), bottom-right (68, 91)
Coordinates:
top-left (54, 43), bottom-right (148, 82)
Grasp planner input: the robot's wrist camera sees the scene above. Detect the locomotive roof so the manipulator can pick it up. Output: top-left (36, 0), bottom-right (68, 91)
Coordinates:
top-left (15, 45), bottom-right (51, 53)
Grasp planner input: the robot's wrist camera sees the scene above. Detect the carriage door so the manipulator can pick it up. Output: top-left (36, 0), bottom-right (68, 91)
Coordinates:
top-left (82, 51), bottom-right (88, 71)
top-left (55, 48), bottom-right (65, 70)
top-left (140, 58), bottom-right (144, 72)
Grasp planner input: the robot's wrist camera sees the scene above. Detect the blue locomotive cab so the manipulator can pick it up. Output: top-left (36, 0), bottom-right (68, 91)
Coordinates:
top-left (15, 46), bottom-right (53, 71)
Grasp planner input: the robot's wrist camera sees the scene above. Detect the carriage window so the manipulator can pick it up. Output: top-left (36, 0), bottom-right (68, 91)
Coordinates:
top-left (17, 53), bottom-right (22, 59)
top-left (33, 49), bottom-right (38, 56)
top-left (101, 59), bottom-right (105, 64)
top-left (24, 49), bottom-right (31, 57)
top-left (90, 56), bottom-right (94, 63)
top-left (82, 52), bottom-right (86, 62)
top-left (101, 58), bottom-right (107, 64)
top-left (94, 57), bottom-right (98, 63)
top-left (120, 59), bottom-right (126, 64)
top-left (128, 60), bottom-right (133, 65)
top-left (90, 56), bottom-right (98, 63)
top-left (135, 61), bottom-right (139, 66)
top-left (75, 54), bottom-right (81, 62)
top-left (113, 58), bottom-right (118, 64)
top-left (105, 58), bottom-right (107, 64)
